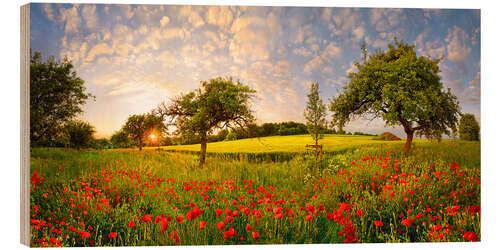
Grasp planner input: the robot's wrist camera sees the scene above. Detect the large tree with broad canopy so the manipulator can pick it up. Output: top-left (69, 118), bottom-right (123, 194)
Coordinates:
top-left (159, 77), bottom-right (256, 167)
top-left (329, 39), bottom-right (461, 153)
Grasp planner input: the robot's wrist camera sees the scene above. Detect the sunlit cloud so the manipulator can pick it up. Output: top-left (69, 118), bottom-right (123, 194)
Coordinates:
top-left (30, 4), bottom-right (480, 138)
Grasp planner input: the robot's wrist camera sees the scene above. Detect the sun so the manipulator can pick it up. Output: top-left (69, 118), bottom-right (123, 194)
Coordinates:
top-left (149, 133), bottom-right (156, 141)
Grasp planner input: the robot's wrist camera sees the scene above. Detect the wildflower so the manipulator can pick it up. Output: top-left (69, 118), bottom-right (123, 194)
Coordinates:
top-left (141, 214), bottom-right (152, 223)
top-left (128, 221), bottom-right (135, 228)
top-left (170, 231), bottom-right (180, 244)
top-left (215, 209), bottom-right (223, 217)
top-left (176, 215), bottom-right (184, 224)
top-left (78, 230), bottom-right (91, 239)
top-left (356, 209), bottom-right (364, 217)
top-left (374, 220), bottom-right (384, 227)
top-left (463, 231), bottom-right (478, 242)
top-left (252, 231), bottom-right (260, 240)
top-left (246, 223), bottom-right (253, 231)
top-left (217, 221), bottom-right (225, 230)
top-left (401, 218), bottom-right (414, 227)
top-left (339, 203), bottom-right (350, 212)
top-left (108, 232), bottom-right (117, 238)
top-left (199, 221), bottom-right (206, 230)
top-left (305, 214), bottom-right (313, 221)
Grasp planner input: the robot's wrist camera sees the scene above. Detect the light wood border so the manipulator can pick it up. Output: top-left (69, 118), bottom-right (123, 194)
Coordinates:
top-left (20, 3), bottom-right (30, 246)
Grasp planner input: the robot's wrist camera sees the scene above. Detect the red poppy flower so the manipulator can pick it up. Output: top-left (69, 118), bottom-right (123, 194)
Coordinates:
top-left (305, 214), bottom-right (313, 221)
top-left (374, 220), bottom-right (384, 227)
top-left (246, 223), bottom-right (253, 231)
top-left (215, 209), bottom-right (223, 217)
top-left (356, 209), bottom-right (364, 217)
top-left (252, 231), bottom-right (260, 240)
top-left (339, 203), bottom-right (350, 212)
top-left (141, 214), bottom-right (152, 223)
top-left (108, 232), bottom-right (117, 238)
top-left (217, 221), bottom-right (225, 230)
top-left (401, 218), bottom-right (414, 227)
top-left (161, 220), bottom-right (169, 233)
top-left (463, 231), bottom-right (478, 242)
top-left (199, 221), bottom-right (206, 230)
top-left (224, 215), bottom-right (233, 224)
top-left (170, 231), bottom-right (180, 243)
top-left (78, 230), bottom-right (91, 239)
top-left (176, 215), bottom-right (184, 224)
top-left (128, 221), bottom-right (135, 228)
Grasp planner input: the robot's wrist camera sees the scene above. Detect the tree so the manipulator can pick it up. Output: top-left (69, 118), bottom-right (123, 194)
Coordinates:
top-left (122, 113), bottom-right (165, 151)
top-left (30, 51), bottom-right (94, 145)
top-left (329, 39), bottom-right (461, 153)
top-left (110, 130), bottom-right (132, 148)
top-left (64, 120), bottom-right (95, 149)
top-left (160, 77), bottom-right (256, 167)
top-left (304, 82), bottom-right (327, 146)
top-left (459, 114), bottom-right (480, 141)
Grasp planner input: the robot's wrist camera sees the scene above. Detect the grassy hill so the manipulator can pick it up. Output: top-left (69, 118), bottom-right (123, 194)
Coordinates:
top-left (146, 134), bottom-right (408, 153)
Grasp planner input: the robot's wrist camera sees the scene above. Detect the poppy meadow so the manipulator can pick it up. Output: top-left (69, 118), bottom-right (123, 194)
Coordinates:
top-left (29, 140), bottom-right (480, 247)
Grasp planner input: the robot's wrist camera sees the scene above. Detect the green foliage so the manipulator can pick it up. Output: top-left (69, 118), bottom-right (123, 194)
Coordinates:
top-left (161, 77), bottom-right (256, 166)
top-left (30, 51), bottom-right (94, 145)
top-left (122, 113), bottom-right (165, 150)
top-left (329, 39), bottom-right (461, 153)
top-left (373, 132), bottom-right (401, 141)
top-left (304, 82), bottom-right (327, 145)
top-left (64, 120), bottom-right (96, 149)
top-left (93, 138), bottom-right (112, 149)
top-left (459, 114), bottom-right (480, 141)
top-left (225, 132), bottom-right (238, 141)
top-left (29, 140), bottom-right (480, 246)
top-left (110, 130), bottom-right (133, 148)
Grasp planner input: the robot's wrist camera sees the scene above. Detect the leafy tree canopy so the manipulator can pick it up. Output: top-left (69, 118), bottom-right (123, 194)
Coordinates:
top-left (122, 113), bottom-right (165, 150)
top-left (30, 51), bottom-right (94, 144)
top-left (160, 77), bottom-right (256, 166)
top-left (64, 120), bottom-right (95, 149)
top-left (329, 39), bottom-right (461, 153)
top-left (304, 82), bottom-right (327, 146)
top-left (459, 114), bottom-right (480, 141)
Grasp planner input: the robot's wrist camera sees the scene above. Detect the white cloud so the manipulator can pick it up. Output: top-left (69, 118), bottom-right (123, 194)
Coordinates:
top-left (205, 6), bottom-right (233, 28)
top-left (42, 3), bottom-right (56, 22)
top-left (160, 16), bottom-right (170, 27)
top-left (81, 4), bottom-right (98, 30)
top-left (59, 5), bottom-right (81, 33)
top-left (293, 46), bottom-right (312, 57)
top-left (445, 26), bottom-right (471, 64)
top-left (86, 43), bottom-right (113, 62)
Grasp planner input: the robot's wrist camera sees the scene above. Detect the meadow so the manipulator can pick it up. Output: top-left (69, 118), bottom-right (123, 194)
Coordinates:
top-left (29, 136), bottom-right (480, 246)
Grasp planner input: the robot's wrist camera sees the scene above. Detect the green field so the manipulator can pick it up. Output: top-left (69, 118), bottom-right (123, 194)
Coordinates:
top-left (29, 136), bottom-right (480, 246)
top-left (146, 134), bottom-right (410, 153)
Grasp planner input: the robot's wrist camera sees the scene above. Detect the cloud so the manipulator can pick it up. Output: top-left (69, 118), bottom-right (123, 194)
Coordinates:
top-left (205, 6), bottom-right (233, 28)
top-left (81, 4), bottom-right (98, 30)
top-left (42, 3), bottom-right (56, 22)
top-left (160, 16), bottom-right (170, 27)
top-left (293, 46), bottom-right (313, 57)
top-left (59, 5), bottom-right (81, 33)
top-left (86, 42), bottom-right (113, 62)
top-left (304, 42), bottom-right (342, 74)
top-left (469, 72), bottom-right (480, 85)
top-left (445, 26), bottom-right (471, 67)
top-left (415, 31), bottom-right (445, 59)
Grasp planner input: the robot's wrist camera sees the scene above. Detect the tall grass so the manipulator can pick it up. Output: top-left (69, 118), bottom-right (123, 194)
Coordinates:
top-left (29, 140), bottom-right (480, 246)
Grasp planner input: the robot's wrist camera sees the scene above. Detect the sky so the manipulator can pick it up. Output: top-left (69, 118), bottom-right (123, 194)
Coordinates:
top-left (29, 3), bottom-right (481, 138)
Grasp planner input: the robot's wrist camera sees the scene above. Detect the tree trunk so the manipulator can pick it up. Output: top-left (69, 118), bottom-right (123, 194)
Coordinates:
top-left (404, 131), bottom-right (414, 154)
top-left (139, 138), bottom-right (143, 151)
top-left (199, 133), bottom-right (207, 167)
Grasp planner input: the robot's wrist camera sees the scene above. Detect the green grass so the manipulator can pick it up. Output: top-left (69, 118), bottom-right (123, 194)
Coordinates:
top-left (29, 139), bottom-right (480, 246)
top-left (146, 134), bottom-right (410, 153)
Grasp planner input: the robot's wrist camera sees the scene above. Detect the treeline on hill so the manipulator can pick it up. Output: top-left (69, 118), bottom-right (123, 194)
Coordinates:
top-left (170, 121), bottom-right (331, 146)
